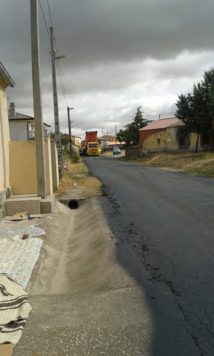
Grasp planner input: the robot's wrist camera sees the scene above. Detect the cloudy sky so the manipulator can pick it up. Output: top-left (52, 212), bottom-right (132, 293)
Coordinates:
top-left (1, 0), bottom-right (214, 138)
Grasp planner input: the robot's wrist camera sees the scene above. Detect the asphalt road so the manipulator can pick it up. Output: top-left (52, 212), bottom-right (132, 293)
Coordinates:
top-left (85, 156), bottom-right (214, 356)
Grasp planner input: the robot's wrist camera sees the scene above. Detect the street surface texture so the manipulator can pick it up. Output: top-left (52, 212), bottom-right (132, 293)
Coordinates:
top-left (13, 156), bottom-right (214, 356)
top-left (85, 156), bottom-right (214, 356)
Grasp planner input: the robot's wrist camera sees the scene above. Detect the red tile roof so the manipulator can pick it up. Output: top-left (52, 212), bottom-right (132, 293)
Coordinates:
top-left (139, 117), bottom-right (183, 131)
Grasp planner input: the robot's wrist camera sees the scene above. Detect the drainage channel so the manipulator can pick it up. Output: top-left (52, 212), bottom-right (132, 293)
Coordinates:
top-left (58, 198), bottom-right (81, 210)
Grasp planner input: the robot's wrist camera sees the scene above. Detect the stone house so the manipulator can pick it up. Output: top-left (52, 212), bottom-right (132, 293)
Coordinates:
top-left (139, 117), bottom-right (198, 154)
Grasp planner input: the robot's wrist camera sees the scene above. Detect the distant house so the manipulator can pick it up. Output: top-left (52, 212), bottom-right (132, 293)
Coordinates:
top-left (72, 135), bottom-right (81, 147)
top-left (8, 102), bottom-right (51, 141)
top-left (139, 117), bottom-right (199, 154)
top-left (98, 135), bottom-right (122, 149)
top-left (0, 62), bottom-right (14, 217)
top-left (139, 117), bottom-right (183, 153)
top-left (61, 133), bottom-right (81, 151)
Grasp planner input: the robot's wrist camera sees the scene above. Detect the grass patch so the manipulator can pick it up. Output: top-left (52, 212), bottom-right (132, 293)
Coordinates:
top-left (56, 157), bottom-right (102, 197)
top-left (128, 152), bottom-right (214, 177)
top-left (57, 159), bottom-right (88, 196)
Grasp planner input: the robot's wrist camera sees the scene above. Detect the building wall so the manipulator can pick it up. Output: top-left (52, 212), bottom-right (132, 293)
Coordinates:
top-left (9, 120), bottom-right (28, 141)
top-left (74, 137), bottom-right (81, 146)
top-left (189, 132), bottom-right (201, 151)
top-left (142, 128), bottom-right (179, 153)
top-left (139, 129), bottom-right (157, 146)
top-left (9, 139), bottom-right (53, 195)
top-left (0, 84), bottom-right (10, 191)
top-left (141, 127), bottom-right (200, 154)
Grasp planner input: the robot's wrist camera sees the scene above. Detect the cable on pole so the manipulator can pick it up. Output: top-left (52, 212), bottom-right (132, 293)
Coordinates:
top-left (46, 0), bottom-right (54, 27)
top-left (39, 0), bottom-right (69, 110)
top-left (38, 0), bottom-right (51, 39)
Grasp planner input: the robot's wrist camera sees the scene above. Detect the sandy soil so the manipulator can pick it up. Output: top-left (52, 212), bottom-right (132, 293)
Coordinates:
top-left (57, 159), bottom-right (103, 199)
top-left (29, 199), bottom-right (116, 296)
top-left (13, 158), bottom-right (152, 356)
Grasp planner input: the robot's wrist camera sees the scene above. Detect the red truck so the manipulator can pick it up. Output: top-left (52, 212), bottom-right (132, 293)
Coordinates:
top-left (84, 131), bottom-right (100, 156)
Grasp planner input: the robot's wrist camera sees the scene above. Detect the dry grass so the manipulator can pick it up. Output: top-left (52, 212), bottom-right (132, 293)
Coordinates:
top-left (133, 152), bottom-right (214, 177)
top-left (57, 158), bottom-right (102, 197)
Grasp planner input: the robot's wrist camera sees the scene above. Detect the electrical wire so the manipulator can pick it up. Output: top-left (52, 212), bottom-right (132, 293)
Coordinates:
top-left (46, 0), bottom-right (54, 28)
top-left (56, 60), bottom-right (68, 107)
top-left (46, 0), bottom-right (69, 106)
top-left (39, 0), bottom-right (69, 107)
top-left (38, 0), bottom-right (51, 39)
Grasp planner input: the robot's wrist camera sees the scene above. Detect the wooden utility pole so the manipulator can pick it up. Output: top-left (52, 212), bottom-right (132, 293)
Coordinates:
top-left (30, 0), bottom-right (46, 199)
top-left (50, 26), bottom-right (63, 176)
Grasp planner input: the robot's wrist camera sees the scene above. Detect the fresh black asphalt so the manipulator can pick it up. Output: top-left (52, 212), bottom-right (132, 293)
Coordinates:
top-left (85, 156), bottom-right (214, 356)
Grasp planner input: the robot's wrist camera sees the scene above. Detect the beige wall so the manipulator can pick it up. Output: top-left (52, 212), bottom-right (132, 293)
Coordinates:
top-left (143, 128), bottom-right (179, 153)
top-left (142, 128), bottom-right (201, 153)
top-left (0, 84), bottom-right (10, 191)
top-left (9, 138), bottom-right (53, 195)
top-left (189, 132), bottom-right (201, 151)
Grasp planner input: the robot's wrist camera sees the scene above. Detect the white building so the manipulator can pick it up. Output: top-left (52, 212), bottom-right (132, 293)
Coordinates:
top-left (8, 102), bottom-right (51, 141)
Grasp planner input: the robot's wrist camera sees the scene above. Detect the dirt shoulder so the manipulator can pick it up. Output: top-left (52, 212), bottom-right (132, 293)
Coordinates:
top-left (126, 152), bottom-right (214, 177)
top-left (57, 158), bottom-right (103, 199)
top-left (13, 158), bottom-right (148, 356)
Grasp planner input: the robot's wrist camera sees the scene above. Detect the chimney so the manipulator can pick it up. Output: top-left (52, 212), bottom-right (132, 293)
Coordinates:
top-left (9, 102), bottom-right (16, 117)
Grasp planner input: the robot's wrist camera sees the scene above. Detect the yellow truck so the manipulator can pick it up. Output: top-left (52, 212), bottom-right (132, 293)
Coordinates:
top-left (84, 131), bottom-right (100, 156)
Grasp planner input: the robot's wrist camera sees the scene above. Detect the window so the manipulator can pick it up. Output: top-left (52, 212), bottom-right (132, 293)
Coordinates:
top-left (157, 138), bottom-right (161, 144)
top-left (88, 143), bottom-right (98, 148)
top-left (27, 122), bottom-right (35, 140)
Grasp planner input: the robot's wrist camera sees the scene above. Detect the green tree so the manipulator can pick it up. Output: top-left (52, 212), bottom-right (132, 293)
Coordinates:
top-left (176, 68), bottom-right (214, 152)
top-left (116, 106), bottom-right (148, 145)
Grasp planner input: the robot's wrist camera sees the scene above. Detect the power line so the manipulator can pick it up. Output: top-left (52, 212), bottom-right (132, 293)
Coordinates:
top-left (38, 0), bottom-right (51, 39)
top-left (39, 0), bottom-right (69, 107)
top-left (56, 60), bottom-right (68, 107)
top-left (46, 0), bottom-right (69, 106)
top-left (46, 0), bottom-right (54, 28)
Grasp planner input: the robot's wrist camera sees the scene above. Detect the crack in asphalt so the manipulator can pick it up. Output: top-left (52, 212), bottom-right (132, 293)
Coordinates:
top-left (103, 186), bottom-right (208, 356)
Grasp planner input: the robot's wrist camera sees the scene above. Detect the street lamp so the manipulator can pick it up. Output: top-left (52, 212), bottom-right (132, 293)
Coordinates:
top-left (67, 107), bottom-right (74, 157)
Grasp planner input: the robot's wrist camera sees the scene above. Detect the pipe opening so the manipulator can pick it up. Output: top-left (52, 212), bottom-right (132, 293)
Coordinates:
top-left (68, 200), bottom-right (79, 209)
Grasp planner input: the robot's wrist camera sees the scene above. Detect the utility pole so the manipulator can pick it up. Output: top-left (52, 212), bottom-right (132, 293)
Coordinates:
top-left (50, 26), bottom-right (63, 177)
top-left (30, 0), bottom-right (46, 199)
top-left (67, 107), bottom-right (74, 157)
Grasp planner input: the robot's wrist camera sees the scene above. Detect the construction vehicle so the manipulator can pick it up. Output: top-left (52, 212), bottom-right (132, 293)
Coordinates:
top-left (84, 131), bottom-right (100, 156)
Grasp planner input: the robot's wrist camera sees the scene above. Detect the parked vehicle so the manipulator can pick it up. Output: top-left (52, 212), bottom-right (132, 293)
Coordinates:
top-left (113, 146), bottom-right (121, 155)
top-left (79, 147), bottom-right (84, 156)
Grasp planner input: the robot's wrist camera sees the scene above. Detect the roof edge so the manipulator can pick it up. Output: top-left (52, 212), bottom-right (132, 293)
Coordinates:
top-left (0, 61), bottom-right (15, 87)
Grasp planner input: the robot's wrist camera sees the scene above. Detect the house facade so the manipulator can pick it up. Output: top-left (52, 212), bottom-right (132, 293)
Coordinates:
top-left (98, 135), bottom-right (123, 150)
top-left (8, 102), bottom-right (51, 141)
top-left (0, 62), bottom-right (14, 217)
top-left (139, 117), bottom-right (199, 154)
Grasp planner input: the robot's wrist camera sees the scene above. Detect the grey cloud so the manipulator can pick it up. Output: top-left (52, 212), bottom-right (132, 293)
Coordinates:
top-left (52, 0), bottom-right (214, 66)
top-left (2, 0), bottom-right (214, 136)
top-left (2, 0), bottom-right (214, 70)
